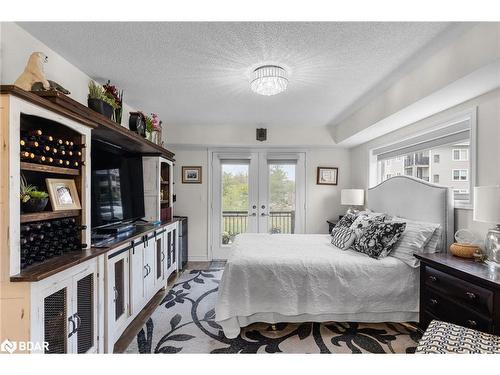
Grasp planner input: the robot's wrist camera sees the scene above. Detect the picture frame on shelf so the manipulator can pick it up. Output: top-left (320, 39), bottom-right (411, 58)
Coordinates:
top-left (182, 166), bottom-right (202, 184)
top-left (45, 178), bottom-right (82, 211)
top-left (316, 167), bottom-right (338, 185)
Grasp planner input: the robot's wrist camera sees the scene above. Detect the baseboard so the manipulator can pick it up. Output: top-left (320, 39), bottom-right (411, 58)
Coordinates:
top-left (187, 255), bottom-right (210, 262)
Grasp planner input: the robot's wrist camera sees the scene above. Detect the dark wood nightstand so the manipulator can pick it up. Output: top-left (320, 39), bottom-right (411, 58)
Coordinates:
top-left (415, 253), bottom-right (500, 335)
top-left (327, 219), bottom-right (338, 233)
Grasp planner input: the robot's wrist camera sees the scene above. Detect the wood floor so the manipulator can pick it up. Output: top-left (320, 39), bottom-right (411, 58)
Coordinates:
top-left (113, 261), bottom-right (226, 353)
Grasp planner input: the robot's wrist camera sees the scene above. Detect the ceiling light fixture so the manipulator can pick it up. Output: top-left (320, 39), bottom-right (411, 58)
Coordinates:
top-left (250, 65), bottom-right (288, 96)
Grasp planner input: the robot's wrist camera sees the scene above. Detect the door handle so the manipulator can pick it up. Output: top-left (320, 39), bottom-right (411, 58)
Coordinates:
top-left (68, 316), bottom-right (75, 338)
top-left (74, 313), bottom-right (81, 332)
top-left (248, 213), bottom-right (256, 217)
top-left (144, 265), bottom-right (148, 278)
top-left (261, 213), bottom-right (267, 216)
top-left (113, 286), bottom-right (118, 302)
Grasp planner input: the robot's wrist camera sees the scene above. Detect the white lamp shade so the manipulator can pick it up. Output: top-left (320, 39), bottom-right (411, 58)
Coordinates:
top-left (473, 186), bottom-right (500, 224)
top-left (341, 189), bottom-right (365, 206)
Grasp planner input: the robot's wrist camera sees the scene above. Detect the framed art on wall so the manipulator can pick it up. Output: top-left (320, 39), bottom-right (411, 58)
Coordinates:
top-left (317, 167), bottom-right (338, 185)
top-left (182, 166), bottom-right (202, 184)
top-left (45, 178), bottom-right (82, 211)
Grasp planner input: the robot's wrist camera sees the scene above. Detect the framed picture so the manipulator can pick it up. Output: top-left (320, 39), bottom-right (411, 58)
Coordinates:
top-left (317, 167), bottom-right (338, 185)
top-left (182, 166), bottom-right (202, 184)
top-left (45, 178), bottom-right (82, 211)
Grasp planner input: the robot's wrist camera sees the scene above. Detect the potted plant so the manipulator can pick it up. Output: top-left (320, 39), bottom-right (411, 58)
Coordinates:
top-left (150, 113), bottom-right (162, 145)
top-left (88, 80), bottom-right (119, 120)
top-left (103, 80), bottom-right (124, 124)
top-left (20, 175), bottom-right (49, 213)
top-left (145, 115), bottom-right (154, 141)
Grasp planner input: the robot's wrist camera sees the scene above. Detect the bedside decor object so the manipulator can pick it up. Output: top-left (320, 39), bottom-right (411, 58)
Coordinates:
top-left (129, 111), bottom-right (146, 137)
top-left (250, 65), bottom-right (288, 96)
top-left (341, 189), bottom-right (364, 209)
top-left (149, 113), bottom-right (162, 145)
top-left (20, 174), bottom-right (49, 213)
top-left (316, 167), bottom-right (338, 185)
top-left (88, 80), bottom-right (119, 120)
top-left (256, 128), bottom-right (267, 142)
top-left (14, 52), bottom-right (50, 91)
top-left (449, 243), bottom-right (481, 259)
top-left (182, 166), bottom-right (202, 184)
top-left (473, 186), bottom-right (500, 266)
top-left (45, 178), bottom-right (81, 211)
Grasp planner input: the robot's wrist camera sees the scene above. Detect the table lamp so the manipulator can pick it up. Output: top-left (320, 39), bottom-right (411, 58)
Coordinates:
top-left (473, 186), bottom-right (500, 266)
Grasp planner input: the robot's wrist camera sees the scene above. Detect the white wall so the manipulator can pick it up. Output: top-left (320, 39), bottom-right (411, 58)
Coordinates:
top-left (350, 88), bottom-right (500, 242)
top-left (171, 147), bottom-right (351, 260)
top-left (0, 22), bottom-right (136, 126)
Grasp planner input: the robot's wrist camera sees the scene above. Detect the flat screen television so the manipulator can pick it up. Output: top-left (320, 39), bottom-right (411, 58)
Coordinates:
top-left (91, 140), bottom-right (145, 228)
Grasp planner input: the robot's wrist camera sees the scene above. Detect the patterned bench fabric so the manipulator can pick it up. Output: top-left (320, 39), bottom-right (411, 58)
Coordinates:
top-left (416, 320), bottom-right (500, 354)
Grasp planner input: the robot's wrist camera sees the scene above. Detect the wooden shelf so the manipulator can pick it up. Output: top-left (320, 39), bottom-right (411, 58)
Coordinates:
top-left (29, 89), bottom-right (175, 161)
top-left (20, 209), bottom-right (80, 224)
top-left (21, 162), bottom-right (80, 176)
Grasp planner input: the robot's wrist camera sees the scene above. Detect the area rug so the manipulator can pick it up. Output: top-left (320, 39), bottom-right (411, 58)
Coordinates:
top-left (125, 269), bottom-right (421, 354)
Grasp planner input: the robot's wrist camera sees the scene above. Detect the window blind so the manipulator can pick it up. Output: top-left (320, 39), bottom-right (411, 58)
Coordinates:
top-left (373, 119), bottom-right (470, 161)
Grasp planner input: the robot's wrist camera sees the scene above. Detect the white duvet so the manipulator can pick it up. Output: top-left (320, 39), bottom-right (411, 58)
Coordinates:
top-left (215, 233), bottom-right (419, 338)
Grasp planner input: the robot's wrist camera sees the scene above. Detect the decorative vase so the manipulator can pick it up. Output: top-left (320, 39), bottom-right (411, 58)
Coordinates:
top-left (151, 130), bottom-right (160, 145)
top-left (115, 107), bottom-right (123, 125)
top-left (146, 131), bottom-right (153, 141)
top-left (88, 98), bottom-right (113, 119)
top-left (21, 197), bottom-right (48, 213)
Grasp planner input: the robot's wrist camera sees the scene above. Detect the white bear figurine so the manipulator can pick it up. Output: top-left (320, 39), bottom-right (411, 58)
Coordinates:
top-left (14, 52), bottom-right (50, 91)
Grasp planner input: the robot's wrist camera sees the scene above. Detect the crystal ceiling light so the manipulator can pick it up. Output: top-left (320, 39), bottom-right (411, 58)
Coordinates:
top-left (250, 65), bottom-right (288, 96)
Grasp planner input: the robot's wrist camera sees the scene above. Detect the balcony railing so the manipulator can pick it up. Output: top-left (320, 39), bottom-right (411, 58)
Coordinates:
top-left (222, 210), bottom-right (295, 244)
top-left (404, 155), bottom-right (429, 167)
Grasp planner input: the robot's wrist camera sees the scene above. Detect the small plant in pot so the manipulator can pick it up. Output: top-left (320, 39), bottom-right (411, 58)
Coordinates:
top-left (88, 80), bottom-right (120, 120)
top-left (20, 175), bottom-right (49, 213)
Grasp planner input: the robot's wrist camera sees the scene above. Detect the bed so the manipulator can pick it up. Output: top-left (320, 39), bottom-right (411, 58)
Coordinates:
top-left (215, 176), bottom-right (454, 339)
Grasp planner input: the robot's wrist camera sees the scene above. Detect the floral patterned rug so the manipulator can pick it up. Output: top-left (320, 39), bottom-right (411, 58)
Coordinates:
top-left (125, 269), bottom-right (421, 354)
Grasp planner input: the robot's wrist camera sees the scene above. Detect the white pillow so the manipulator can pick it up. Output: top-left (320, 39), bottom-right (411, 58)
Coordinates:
top-left (331, 227), bottom-right (356, 250)
top-left (389, 217), bottom-right (441, 267)
top-left (424, 225), bottom-right (443, 253)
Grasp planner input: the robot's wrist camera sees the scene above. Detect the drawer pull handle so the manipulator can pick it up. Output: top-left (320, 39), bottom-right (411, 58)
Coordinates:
top-left (430, 298), bottom-right (438, 306)
top-left (466, 319), bottom-right (477, 328)
top-left (428, 275), bottom-right (437, 282)
top-left (466, 292), bottom-right (477, 300)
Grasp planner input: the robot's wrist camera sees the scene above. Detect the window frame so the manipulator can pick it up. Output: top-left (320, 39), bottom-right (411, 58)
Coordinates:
top-left (452, 169), bottom-right (468, 182)
top-left (452, 148), bottom-right (469, 161)
top-left (368, 108), bottom-right (477, 209)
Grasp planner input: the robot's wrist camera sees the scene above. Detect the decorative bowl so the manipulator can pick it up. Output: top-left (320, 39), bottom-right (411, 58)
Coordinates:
top-left (21, 197), bottom-right (48, 213)
top-left (449, 242), bottom-right (481, 259)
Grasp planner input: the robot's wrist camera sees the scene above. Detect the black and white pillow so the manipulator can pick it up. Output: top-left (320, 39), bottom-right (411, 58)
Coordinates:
top-left (332, 208), bottom-right (359, 232)
top-left (331, 227), bottom-right (356, 250)
top-left (349, 212), bottom-right (386, 240)
top-left (352, 222), bottom-right (407, 259)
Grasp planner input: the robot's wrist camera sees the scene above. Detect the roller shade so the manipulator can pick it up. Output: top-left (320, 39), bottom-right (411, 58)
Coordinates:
top-left (373, 119), bottom-right (470, 161)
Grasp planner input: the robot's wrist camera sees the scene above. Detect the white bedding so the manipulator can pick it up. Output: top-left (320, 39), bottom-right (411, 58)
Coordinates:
top-left (215, 233), bottom-right (419, 338)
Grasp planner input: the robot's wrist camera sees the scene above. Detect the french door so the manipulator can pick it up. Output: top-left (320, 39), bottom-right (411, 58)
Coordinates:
top-left (211, 151), bottom-right (305, 259)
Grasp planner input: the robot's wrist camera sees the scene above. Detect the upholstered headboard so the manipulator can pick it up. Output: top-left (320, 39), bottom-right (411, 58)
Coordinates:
top-left (367, 176), bottom-right (454, 251)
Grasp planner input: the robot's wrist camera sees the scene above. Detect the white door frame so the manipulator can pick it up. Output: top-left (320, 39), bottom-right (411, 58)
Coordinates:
top-left (209, 148), bottom-right (306, 260)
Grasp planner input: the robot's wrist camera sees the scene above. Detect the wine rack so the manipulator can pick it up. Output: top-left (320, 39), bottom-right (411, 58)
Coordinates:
top-left (20, 128), bottom-right (85, 169)
top-left (20, 217), bottom-right (87, 269)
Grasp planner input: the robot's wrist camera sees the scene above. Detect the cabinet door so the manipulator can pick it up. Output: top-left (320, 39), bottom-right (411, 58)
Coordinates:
top-left (155, 230), bottom-right (166, 285)
top-left (107, 250), bottom-right (130, 331)
top-left (166, 229), bottom-right (172, 273)
top-left (39, 280), bottom-right (73, 354)
top-left (172, 228), bottom-right (177, 269)
top-left (73, 265), bottom-right (98, 354)
top-left (130, 239), bottom-right (145, 315)
top-left (143, 234), bottom-right (156, 299)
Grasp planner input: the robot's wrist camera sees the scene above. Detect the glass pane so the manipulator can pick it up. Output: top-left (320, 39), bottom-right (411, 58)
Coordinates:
top-left (378, 141), bottom-right (470, 203)
top-left (221, 163), bottom-right (249, 245)
top-left (268, 164), bottom-right (296, 234)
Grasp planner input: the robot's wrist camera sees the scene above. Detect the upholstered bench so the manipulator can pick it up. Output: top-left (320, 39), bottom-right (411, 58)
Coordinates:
top-left (416, 320), bottom-right (500, 354)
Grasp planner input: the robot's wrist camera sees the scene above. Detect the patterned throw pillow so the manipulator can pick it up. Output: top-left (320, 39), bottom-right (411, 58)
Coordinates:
top-left (349, 212), bottom-right (386, 240)
top-left (331, 227), bottom-right (356, 250)
top-left (333, 210), bottom-right (358, 231)
top-left (352, 222), bottom-right (407, 259)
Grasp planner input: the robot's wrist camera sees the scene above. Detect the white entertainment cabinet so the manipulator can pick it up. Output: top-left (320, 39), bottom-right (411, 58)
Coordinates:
top-left (0, 86), bottom-right (178, 353)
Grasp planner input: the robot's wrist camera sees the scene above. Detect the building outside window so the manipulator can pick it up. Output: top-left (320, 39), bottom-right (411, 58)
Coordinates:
top-left (433, 154), bottom-right (440, 163)
top-left (433, 174), bottom-right (439, 183)
top-left (452, 169), bottom-right (468, 181)
top-left (452, 148), bottom-right (468, 161)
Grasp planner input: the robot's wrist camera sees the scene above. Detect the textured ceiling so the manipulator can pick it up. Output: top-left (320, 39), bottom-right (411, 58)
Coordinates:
top-left (19, 22), bottom-right (456, 128)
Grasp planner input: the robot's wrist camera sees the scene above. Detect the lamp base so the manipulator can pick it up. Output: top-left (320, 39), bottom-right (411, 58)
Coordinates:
top-left (485, 224), bottom-right (500, 266)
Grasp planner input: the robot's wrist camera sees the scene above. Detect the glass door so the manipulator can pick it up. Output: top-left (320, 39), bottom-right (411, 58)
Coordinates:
top-left (211, 152), bottom-right (305, 260)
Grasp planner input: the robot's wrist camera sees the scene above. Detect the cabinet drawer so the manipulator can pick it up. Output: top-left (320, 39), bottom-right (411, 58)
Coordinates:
top-left (424, 266), bottom-right (493, 315)
top-left (423, 289), bottom-right (492, 332)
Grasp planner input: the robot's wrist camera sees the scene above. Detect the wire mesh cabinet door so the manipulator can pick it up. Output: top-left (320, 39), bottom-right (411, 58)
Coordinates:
top-left (72, 263), bottom-right (98, 354)
top-left (37, 279), bottom-right (73, 354)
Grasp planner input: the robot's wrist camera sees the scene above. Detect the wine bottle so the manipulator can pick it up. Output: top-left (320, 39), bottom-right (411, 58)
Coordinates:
top-left (39, 134), bottom-right (54, 143)
top-left (64, 160), bottom-right (71, 167)
top-left (34, 255), bottom-right (46, 262)
top-left (56, 138), bottom-right (64, 146)
top-left (53, 158), bottom-right (65, 166)
top-left (20, 151), bottom-right (35, 160)
top-left (21, 224), bottom-right (31, 233)
top-left (44, 222), bottom-right (52, 230)
top-left (25, 140), bottom-right (40, 148)
top-left (20, 139), bottom-right (26, 147)
top-left (32, 223), bottom-right (43, 231)
top-left (27, 129), bottom-right (43, 137)
top-left (35, 155), bottom-right (47, 164)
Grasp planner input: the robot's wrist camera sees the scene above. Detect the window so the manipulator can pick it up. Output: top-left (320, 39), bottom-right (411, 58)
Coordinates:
top-left (452, 148), bottom-right (468, 161)
top-left (371, 113), bottom-right (475, 206)
top-left (452, 169), bottom-right (468, 181)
